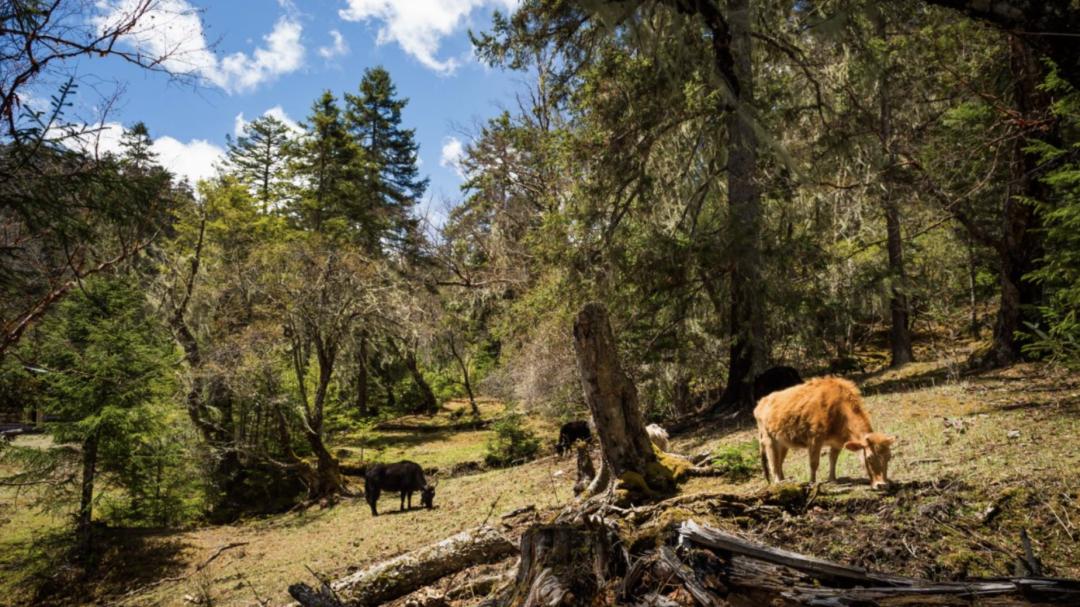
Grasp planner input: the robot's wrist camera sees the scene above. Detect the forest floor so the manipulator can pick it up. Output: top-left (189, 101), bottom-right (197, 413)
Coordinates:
top-left (1, 358), bottom-right (1078, 606)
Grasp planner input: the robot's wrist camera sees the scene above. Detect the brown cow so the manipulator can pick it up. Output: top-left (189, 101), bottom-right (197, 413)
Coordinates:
top-left (753, 377), bottom-right (895, 489)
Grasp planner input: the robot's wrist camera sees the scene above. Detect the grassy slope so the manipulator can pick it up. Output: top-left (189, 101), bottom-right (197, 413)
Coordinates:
top-left (2, 363), bottom-right (1078, 606)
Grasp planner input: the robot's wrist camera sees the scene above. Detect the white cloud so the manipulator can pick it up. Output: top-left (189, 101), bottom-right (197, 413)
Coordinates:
top-left (58, 122), bottom-right (223, 185)
top-left (233, 112), bottom-right (247, 137)
top-left (318, 29), bottom-right (350, 59)
top-left (234, 106), bottom-right (302, 138)
top-left (263, 105), bottom-right (302, 133)
top-left (153, 136), bottom-right (224, 185)
top-left (93, 0), bottom-right (305, 94)
top-left (338, 0), bottom-right (519, 73)
top-left (218, 17), bottom-right (305, 93)
top-left (439, 136), bottom-right (466, 178)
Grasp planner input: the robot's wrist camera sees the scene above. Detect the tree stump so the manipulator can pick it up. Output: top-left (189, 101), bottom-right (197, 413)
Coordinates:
top-left (502, 523), bottom-right (623, 607)
top-left (572, 303), bottom-right (673, 498)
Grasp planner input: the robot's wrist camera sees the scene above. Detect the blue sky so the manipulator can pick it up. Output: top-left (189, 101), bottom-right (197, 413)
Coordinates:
top-left (49, 0), bottom-right (525, 221)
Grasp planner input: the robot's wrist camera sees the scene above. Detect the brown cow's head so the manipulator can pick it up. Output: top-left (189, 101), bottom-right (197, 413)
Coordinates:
top-left (845, 432), bottom-right (896, 489)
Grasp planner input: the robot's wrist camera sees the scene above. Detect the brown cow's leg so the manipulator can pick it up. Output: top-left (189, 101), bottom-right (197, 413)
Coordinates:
top-left (771, 443), bottom-right (788, 482)
top-left (828, 446), bottom-right (841, 482)
top-left (808, 441), bottom-right (822, 484)
top-left (760, 434), bottom-right (777, 481)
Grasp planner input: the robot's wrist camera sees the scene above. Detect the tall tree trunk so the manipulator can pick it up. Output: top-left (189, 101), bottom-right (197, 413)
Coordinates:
top-left (356, 331), bottom-right (369, 417)
top-left (448, 333), bottom-right (479, 415)
top-left (572, 303), bottom-right (670, 497)
top-left (986, 37), bottom-right (1047, 367)
top-left (404, 350), bottom-right (438, 415)
top-left (968, 233), bottom-right (981, 339)
top-left (877, 10), bottom-right (914, 368)
top-left (717, 0), bottom-right (765, 410)
top-left (76, 431), bottom-right (99, 561)
top-left (304, 347), bottom-right (345, 498)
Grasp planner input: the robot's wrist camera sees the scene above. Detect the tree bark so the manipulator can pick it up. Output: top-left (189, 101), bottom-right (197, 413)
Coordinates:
top-left (448, 333), bottom-right (479, 415)
top-left (573, 443), bottom-right (596, 496)
top-left (404, 349), bottom-right (439, 416)
top-left (877, 10), bottom-right (914, 368)
top-left (572, 303), bottom-right (669, 496)
top-left (288, 525), bottom-right (516, 607)
top-left (500, 523), bottom-right (621, 607)
top-left (76, 430), bottom-right (99, 560)
top-left (374, 362), bottom-right (394, 413)
top-left (717, 0), bottom-right (765, 410)
top-left (355, 332), bottom-right (369, 416)
top-left (984, 37), bottom-right (1047, 367)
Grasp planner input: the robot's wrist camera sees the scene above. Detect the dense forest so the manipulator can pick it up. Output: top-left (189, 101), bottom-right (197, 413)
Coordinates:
top-left (1, 1), bottom-right (1079, 606)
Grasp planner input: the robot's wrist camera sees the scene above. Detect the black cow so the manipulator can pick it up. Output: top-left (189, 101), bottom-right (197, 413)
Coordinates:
top-left (555, 420), bottom-right (591, 456)
top-left (364, 460), bottom-right (436, 516)
top-left (752, 366), bottom-right (803, 403)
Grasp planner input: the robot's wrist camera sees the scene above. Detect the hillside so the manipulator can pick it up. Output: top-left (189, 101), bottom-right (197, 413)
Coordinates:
top-left (4, 358), bottom-right (1076, 606)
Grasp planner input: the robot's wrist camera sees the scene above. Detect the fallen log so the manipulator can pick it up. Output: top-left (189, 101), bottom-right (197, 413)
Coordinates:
top-left (288, 525), bottom-right (516, 607)
top-left (677, 519), bottom-right (1080, 605)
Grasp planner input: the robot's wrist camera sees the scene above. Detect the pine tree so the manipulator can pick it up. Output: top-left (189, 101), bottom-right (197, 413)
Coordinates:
top-left (345, 67), bottom-right (427, 254)
top-left (120, 122), bottom-right (157, 170)
top-left (290, 91), bottom-right (373, 235)
top-left (35, 276), bottom-right (172, 558)
top-left (225, 115), bottom-right (293, 213)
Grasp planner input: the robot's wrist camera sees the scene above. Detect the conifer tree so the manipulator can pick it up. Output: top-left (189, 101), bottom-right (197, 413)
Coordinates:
top-left (290, 91), bottom-right (373, 235)
top-left (345, 67), bottom-right (427, 254)
top-left (225, 115), bottom-right (292, 212)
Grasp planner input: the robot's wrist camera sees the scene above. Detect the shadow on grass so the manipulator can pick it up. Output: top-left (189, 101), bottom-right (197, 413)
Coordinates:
top-left (7, 525), bottom-right (191, 606)
top-left (859, 364), bottom-right (961, 397)
top-left (336, 427), bottom-right (489, 454)
top-left (370, 504), bottom-right (439, 518)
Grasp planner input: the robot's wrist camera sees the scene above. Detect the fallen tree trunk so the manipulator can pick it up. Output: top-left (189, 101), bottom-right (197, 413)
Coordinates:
top-left (288, 525), bottom-right (516, 607)
top-left (672, 519), bottom-right (1080, 605)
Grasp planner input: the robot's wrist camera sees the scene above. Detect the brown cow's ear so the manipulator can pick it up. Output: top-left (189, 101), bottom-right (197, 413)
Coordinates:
top-left (882, 435), bottom-right (897, 447)
top-left (844, 440), bottom-right (866, 452)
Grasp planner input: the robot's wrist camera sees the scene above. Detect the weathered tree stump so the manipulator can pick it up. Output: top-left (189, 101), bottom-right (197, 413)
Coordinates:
top-left (572, 303), bottom-right (673, 498)
top-left (501, 522), bottom-right (623, 607)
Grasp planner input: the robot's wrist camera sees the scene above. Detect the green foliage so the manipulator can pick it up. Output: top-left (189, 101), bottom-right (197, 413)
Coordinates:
top-left (226, 114), bottom-right (293, 211)
top-left (483, 411), bottom-right (540, 467)
top-left (708, 443), bottom-right (759, 482)
top-left (1024, 68), bottom-right (1080, 366)
top-left (29, 275), bottom-right (200, 525)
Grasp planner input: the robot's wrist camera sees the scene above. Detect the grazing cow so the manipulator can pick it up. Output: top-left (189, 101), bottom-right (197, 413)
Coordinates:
top-left (364, 461), bottom-right (436, 516)
top-left (753, 377), bottom-right (895, 489)
top-left (753, 365), bottom-right (803, 403)
top-left (555, 420), bottom-right (592, 456)
top-left (646, 423), bottom-right (670, 452)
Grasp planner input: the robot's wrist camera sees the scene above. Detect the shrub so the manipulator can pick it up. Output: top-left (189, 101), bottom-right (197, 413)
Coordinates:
top-left (484, 412), bottom-right (540, 467)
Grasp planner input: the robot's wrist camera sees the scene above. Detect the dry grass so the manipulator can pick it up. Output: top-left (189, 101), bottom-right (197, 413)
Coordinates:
top-left (114, 456), bottom-right (576, 607)
top-left (3, 364), bottom-right (1079, 605)
top-left (670, 361), bottom-right (1080, 580)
